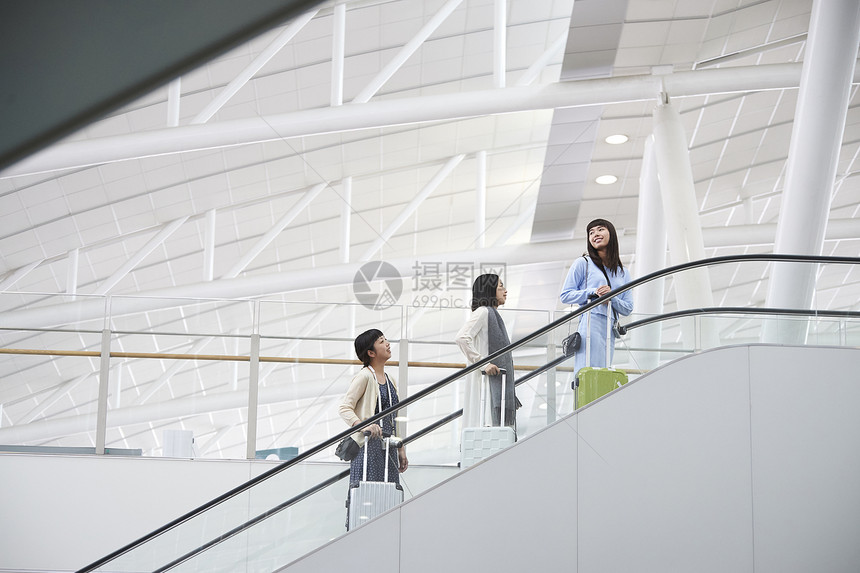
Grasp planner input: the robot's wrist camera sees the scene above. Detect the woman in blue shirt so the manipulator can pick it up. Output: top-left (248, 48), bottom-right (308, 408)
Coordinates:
top-left (559, 218), bottom-right (633, 374)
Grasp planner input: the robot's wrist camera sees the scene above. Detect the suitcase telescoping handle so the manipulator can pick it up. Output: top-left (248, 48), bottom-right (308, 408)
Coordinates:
top-left (480, 368), bottom-right (507, 427)
top-left (361, 429), bottom-right (391, 482)
top-left (361, 430), bottom-right (402, 483)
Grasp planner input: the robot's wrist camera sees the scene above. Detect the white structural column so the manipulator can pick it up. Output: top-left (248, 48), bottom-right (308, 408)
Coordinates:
top-left (95, 328), bottom-right (112, 455)
top-left (222, 183), bottom-right (325, 279)
top-left (203, 209), bottom-right (217, 281)
top-left (351, 0), bottom-right (463, 103)
top-left (476, 151), bottom-right (487, 248)
top-left (66, 248), bottom-right (79, 294)
top-left (191, 9), bottom-right (319, 125)
top-left (246, 330), bottom-right (261, 460)
top-left (494, 0), bottom-right (506, 88)
top-left (94, 217), bottom-right (188, 295)
top-left (112, 364), bottom-right (123, 409)
top-left (652, 99), bottom-right (717, 349)
top-left (631, 136), bottom-right (667, 370)
top-left (167, 79), bottom-right (181, 127)
top-left (340, 177), bottom-right (352, 263)
top-left (764, 0), bottom-right (860, 344)
top-left (360, 154), bottom-right (465, 261)
top-left (331, 2), bottom-right (346, 107)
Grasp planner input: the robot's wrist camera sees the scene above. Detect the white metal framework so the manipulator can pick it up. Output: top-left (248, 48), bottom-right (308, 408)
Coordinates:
top-left (0, 0), bottom-right (858, 459)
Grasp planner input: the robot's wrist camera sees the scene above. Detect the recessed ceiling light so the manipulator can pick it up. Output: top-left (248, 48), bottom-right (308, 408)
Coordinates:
top-left (595, 175), bottom-right (617, 185)
top-left (605, 134), bottom-right (628, 145)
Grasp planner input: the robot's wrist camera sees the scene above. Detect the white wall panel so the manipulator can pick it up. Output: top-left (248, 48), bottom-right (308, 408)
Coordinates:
top-left (398, 418), bottom-right (579, 573)
top-left (577, 346), bottom-right (754, 572)
top-left (284, 345), bottom-right (859, 572)
top-left (749, 345), bottom-right (860, 573)
top-left (279, 509), bottom-right (403, 573)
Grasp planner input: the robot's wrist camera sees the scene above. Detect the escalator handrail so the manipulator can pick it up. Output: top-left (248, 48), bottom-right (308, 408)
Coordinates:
top-left (76, 252), bottom-right (859, 572)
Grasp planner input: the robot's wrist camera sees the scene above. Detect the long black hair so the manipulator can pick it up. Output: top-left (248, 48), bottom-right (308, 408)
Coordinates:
top-left (585, 218), bottom-right (624, 274)
top-left (470, 273), bottom-right (500, 311)
top-left (354, 328), bottom-right (384, 367)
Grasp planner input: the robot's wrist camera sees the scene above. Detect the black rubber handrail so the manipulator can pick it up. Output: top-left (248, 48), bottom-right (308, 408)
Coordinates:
top-left (515, 305), bottom-right (860, 387)
top-left (622, 305), bottom-right (860, 330)
top-left (76, 253), bottom-right (859, 572)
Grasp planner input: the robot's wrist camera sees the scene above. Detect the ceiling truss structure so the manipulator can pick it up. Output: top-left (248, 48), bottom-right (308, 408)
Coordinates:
top-left (0, 0), bottom-right (859, 458)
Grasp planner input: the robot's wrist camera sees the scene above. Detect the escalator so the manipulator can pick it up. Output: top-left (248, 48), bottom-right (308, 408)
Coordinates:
top-left (76, 254), bottom-right (860, 573)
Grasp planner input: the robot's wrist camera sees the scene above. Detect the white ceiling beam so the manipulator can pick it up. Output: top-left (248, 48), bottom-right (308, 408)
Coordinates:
top-left (5, 62), bottom-right (853, 178)
top-left (516, 32), bottom-right (567, 87)
top-left (133, 337), bottom-right (215, 405)
top-left (222, 183), bottom-right (325, 279)
top-left (2, 219), bottom-right (859, 331)
top-left (270, 395), bottom-right (341, 449)
top-left (0, 238), bottom-right (578, 330)
top-left (0, 259), bottom-right (44, 292)
top-left (492, 199), bottom-right (537, 247)
top-left (0, 369), bottom-right (346, 444)
top-left (93, 216), bottom-right (188, 295)
top-left (694, 33), bottom-right (808, 70)
top-left (351, 0), bottom-right (463, 104)
top-left (360, 155), bottom-right (464, 261)
top-left (18, 374), bottom-right (89, 425)
top-left (196, 424), bottom-right (235, 457)
top-left (191, 9), bottom-right (319, 125)
top-left (331, 2), bottom-right (346, 107)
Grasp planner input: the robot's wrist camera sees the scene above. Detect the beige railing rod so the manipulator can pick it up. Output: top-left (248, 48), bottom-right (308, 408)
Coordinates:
top-left (0, 347), bottom-right (604, 372)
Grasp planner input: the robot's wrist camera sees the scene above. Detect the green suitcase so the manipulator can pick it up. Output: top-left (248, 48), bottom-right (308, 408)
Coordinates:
top-left (575, 367), bottom-right (628, 408)
top-left (575, 301), bottom-right (628, 408)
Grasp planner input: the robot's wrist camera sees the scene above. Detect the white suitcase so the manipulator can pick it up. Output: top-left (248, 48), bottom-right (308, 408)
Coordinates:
top-left (347, 435), bottom-right (403, 530)
top-left (460, 369), bottom-right (516, 468)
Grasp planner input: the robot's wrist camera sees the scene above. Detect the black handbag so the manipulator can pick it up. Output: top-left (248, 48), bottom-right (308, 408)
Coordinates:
top-left (335, 436), bottom-right (360, 461)
top-left (561, 255), bottom-right (587, 357)
top-left (561, 331), bottom-right (581, 356)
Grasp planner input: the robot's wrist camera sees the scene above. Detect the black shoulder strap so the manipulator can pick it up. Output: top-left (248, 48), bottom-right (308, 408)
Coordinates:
top-left (595, 262), bottom-right (621, 327)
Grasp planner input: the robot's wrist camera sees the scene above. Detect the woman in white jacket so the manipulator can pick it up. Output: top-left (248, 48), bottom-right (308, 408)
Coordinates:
top-left (455, 274), bottom-right (517, 432)
top-left (339, 329), bottom-right (408, 489)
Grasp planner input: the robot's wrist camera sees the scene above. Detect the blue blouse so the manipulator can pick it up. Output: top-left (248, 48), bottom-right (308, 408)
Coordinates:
top-left (559, 256), bottom-right (633, 317)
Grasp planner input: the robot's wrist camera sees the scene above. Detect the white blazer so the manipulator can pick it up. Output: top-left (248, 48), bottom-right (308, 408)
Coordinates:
top-left (454, 306), bottom-right (490, 428)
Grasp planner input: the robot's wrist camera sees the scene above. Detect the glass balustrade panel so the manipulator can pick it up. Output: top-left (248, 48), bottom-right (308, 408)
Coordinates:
top-left (0, 293), bottom-right (108, 451)
top-left (106, 297), bottom-right (256, 459)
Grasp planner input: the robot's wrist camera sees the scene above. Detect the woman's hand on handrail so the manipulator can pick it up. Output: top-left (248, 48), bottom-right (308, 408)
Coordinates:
top-left (355, 421), bottom-right (383, 438)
